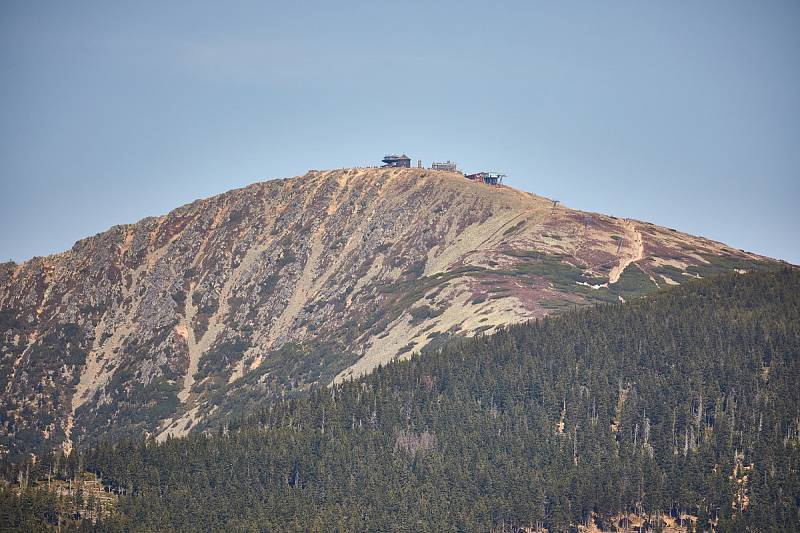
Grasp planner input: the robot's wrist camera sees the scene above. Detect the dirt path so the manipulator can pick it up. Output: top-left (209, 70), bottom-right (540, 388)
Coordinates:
top-left (608, 219), bottom-right (644, 284)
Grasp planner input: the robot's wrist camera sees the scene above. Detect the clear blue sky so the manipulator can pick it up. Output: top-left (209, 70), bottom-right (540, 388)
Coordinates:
top-left (2, 1), bottom-right (798, 264)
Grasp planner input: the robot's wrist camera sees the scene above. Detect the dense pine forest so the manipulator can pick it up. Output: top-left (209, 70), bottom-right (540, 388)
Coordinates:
top-left (2, 268), bottom-right (799, 531)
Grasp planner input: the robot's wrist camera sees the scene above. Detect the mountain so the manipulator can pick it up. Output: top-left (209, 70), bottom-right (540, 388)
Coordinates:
top-left (4, 269), bottom-right (798, 531)
top-left (0, 167), bottom-right (776, 457)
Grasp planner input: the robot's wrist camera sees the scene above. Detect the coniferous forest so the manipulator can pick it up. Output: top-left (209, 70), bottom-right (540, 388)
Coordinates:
top-left (2, 268), bottom-right (799, 531)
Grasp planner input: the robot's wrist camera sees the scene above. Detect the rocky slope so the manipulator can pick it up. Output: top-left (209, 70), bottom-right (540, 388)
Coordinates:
top-left (0, 167), bottom-right (775, 457)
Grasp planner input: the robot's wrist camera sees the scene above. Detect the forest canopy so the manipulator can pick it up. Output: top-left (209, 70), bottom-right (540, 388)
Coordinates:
top-left (2, 268), bottom-right (799, 531)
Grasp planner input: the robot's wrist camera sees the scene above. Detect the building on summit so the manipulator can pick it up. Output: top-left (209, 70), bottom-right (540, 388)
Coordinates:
top-left (381, 154), bottom-right (411, 168)
top-left (378, 153), bottom-right (506, 187)
top-left (431, 160), bottom-right (458, 172)
top-left (466, 172), bottom-right (506, 185)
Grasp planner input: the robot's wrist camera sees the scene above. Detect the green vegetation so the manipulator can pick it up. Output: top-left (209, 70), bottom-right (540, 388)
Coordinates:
top-left (371, 265), bottom-right (486, 333)
top-left (409, 304), bottom-right (443, 326)
top-left (502, 249), bottom-right (607, 296)
top-left (275, 250), bottom-right (297, 268)
top-left (502, 219), bottom-right (526, 236)
top-left (604, 264), bottom-right (658, 302)
top-left (2, 269), bottom-right (798, 531)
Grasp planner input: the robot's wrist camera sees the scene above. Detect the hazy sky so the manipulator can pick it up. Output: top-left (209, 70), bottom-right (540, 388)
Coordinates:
top-left (2, 1), bottom-right (798, 264)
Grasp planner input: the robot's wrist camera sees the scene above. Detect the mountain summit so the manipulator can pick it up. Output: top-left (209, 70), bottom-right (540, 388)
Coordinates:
top-left (0, 167), bottom-right (774, 456)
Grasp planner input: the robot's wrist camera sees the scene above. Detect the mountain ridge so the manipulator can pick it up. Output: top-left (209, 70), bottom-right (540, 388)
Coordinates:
top-left (0, 167), bottom-right (776, 457)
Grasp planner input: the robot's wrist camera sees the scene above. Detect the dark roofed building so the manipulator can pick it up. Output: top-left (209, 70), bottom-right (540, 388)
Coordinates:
top-left (382, 154), bottom-right (411, 168)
